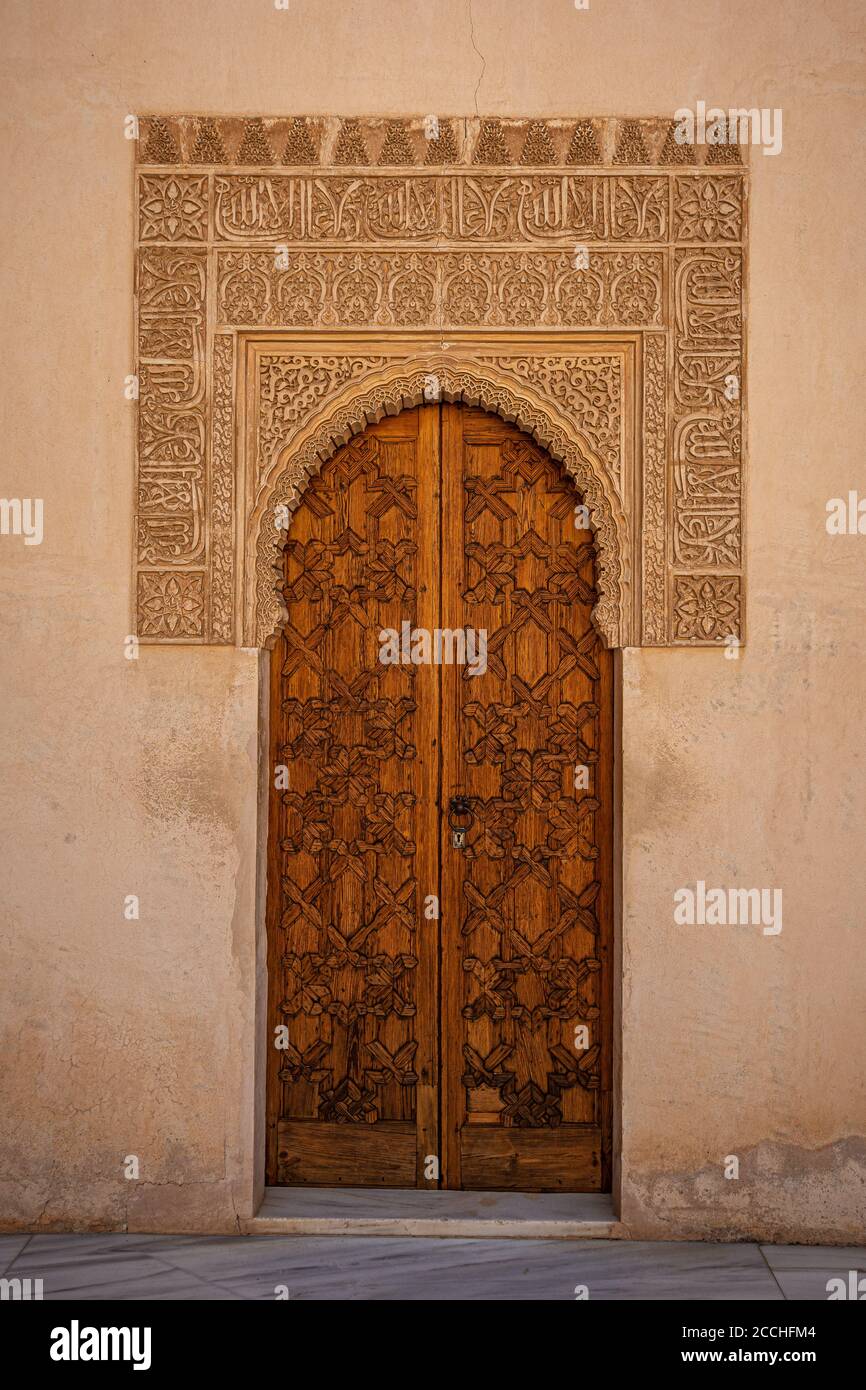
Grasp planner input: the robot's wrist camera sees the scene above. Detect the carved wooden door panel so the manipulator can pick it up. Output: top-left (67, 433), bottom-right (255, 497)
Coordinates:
top-left (440, 406), bottom-right (613, 1191)
top-left (266, 409), bottom-right (440, 1187)
top-left (267, 404), bottom-right (613, 1190)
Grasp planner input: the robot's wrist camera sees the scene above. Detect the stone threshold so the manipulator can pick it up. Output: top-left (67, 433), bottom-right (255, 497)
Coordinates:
top-left (243, 1187), bottom-right (621, 1240)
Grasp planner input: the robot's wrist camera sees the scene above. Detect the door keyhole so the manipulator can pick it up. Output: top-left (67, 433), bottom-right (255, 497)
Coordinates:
top-left (448, 795), bottom-right (473, 851)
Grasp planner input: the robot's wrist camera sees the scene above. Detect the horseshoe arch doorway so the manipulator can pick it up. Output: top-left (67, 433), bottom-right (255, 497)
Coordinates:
top-left (265, 402), bottom-right (615, 1192)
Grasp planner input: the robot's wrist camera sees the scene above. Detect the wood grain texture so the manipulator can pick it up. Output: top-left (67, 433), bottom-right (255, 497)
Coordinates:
top-left (277, 1121), bottom-right (416, 1188)
top-left (440, 406), bottom-right (613, 1192)
top-left (461, 1127), bottom-right (602, 1192)
top-left (267, 405), bottom-right (613, 1191)
top-left (266, 410), bottom-right (439, 1187)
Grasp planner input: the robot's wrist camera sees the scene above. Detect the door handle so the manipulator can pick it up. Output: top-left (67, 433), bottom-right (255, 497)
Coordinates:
top-left (447, 795), bottom-right (474, 849)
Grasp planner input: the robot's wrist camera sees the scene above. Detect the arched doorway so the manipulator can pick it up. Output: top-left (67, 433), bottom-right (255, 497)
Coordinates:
top-left (265, 404), bottom-right (614, 1191)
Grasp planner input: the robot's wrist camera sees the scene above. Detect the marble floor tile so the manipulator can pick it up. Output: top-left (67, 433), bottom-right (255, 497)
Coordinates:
top-left (135, 1234), bottom-right (311, 1282)
top-left (0, 1235), bottom-right (32, 1274)
top-left (760, 1243), bottom-right (866, 1271)
top-left (769, 1268), bottom-right (865, 1301)
top-left (11, 1232), bottom-right (175, 1263)
top-left (6, 1240), bottom-right (212, 1298)
top-left (4, 1233), bottom-right (856, 1300)
top-left (144, 1236), bottom-right (781, 1302)
top-left (41, 1271), bottom-right (236, 1301)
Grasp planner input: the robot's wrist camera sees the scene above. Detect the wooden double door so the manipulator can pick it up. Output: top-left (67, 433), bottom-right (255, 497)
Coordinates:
top-left (266, 404), bottom-right (613, 1191)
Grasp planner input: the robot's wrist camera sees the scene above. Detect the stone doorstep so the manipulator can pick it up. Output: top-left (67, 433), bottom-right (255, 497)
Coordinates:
top-left (243, 1187), bottom-right (622, 1240)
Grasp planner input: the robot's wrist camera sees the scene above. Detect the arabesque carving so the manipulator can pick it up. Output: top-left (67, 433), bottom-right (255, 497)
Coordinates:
top-left (133, 114), bottom-right (747, 646)
top-left (247, 358), bottom-right (629, 649)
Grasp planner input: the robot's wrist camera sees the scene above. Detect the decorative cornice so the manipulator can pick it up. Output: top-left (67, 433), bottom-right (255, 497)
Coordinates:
top-left (138, 115), bottom-right (747, 169)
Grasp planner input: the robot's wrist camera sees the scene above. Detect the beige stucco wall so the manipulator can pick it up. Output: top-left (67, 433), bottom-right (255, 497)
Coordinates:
top-left (1, 0), bottom-right (864, 1241)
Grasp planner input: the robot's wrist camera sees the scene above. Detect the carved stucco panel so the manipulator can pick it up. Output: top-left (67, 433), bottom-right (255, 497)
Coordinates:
top-left (641, 333), bottom-right (668, 644)
top-left (215, 247), bottom-right (665, 330)
top-left (132, 116), bottom-right (747, 647)
top-left (210, 335), bottom-right (236, 643)
top-left (475, 353), bottom-right (624, 496)
top-left (208, 173), bottom-right (672, 245)
top-left (244, 357), bottom-right (631, 650)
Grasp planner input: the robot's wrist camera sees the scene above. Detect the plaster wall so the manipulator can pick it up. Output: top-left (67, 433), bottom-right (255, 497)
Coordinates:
top-left (1, 0), bottom-right (864, 1240)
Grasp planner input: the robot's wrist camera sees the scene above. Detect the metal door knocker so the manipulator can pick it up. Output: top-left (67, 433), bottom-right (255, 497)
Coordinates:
top-left (448, 795), bottom-right (474, 850)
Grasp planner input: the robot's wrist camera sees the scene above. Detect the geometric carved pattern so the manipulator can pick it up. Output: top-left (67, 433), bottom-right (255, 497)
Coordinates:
top-left (210, 336), bottom-right (235, 642)
top-left (136, 570), bottom-right (205, 638)
top-left (268, 406), bottom-right (614, 1190)
top-left (133, 115), bottom-right (746, 646)
top-left (613, 120), bottom-right (650, 165)
top-left (439, 413), bottom-right (612, 1188)
top-left (266, 418), bottom-right (430, 1182)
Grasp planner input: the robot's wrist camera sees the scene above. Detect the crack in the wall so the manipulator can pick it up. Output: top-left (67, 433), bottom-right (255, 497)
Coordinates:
top-left (467, 0), bottom-right (486, 114)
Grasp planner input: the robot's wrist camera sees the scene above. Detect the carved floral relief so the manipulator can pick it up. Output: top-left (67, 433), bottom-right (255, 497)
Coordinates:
top-left (133, 115), bottom-right (746, 646)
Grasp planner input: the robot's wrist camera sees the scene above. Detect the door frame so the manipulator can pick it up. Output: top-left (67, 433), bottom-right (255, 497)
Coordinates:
top-left (131, 117), bottom-right (745, 1232)
top-left (236, 337), bottom-right (634, 1225)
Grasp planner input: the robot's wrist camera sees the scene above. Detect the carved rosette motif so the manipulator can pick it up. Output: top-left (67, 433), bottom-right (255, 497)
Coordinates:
top-left (673, 575), bottom-right (741, 642)
top-left (133, 116), bottom-right (747, 647)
